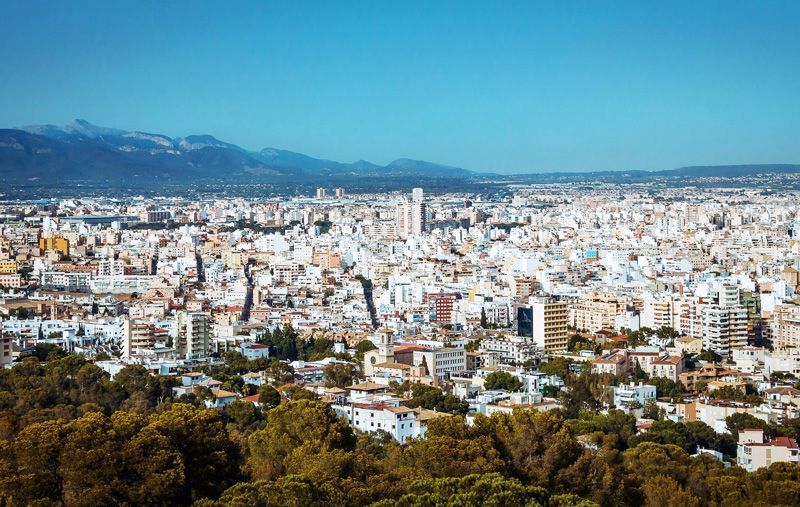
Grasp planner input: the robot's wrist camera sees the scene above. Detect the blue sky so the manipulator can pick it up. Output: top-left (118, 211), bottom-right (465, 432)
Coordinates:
top-left (1, 1), bottom-right (799, 174)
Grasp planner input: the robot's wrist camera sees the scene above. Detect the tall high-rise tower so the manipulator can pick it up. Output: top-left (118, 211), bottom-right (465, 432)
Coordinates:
top-left (397, 188), bottom-right (427, 238)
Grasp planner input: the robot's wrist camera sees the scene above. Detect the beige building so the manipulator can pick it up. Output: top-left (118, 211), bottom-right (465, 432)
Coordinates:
top-left (531, 297), bottom-right (569, 353)
top-left (738, 429), bottom-right (799, 472)
top-left (674, 335), bottom-right (703, 355)
top-left (0, 261), bottom-right (17, 274)
top-left (122, 319), bottom-right (169, 358)
top-left (570, 293), bottom-right (626, 332)
top-left (772, 304), bottom-right (800, 349)
top-left (1, 333), bottom-right (12, 367)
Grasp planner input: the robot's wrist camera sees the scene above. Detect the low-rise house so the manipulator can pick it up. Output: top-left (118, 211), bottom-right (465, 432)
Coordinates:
top-left (331, 393), bottom-right (451, 443)
top-left (238, 342), bottom-right (270, 359)
top-left (592, 350), bottom-right (627, 376)
top-left (674, 335), bottom-right (703, 355)
top-left (205, 388), bottom-right (239, 409)
top-left (241, 371), bottom-right (264, 386)
top-left (737, 428), bottom-right (799, 471)
top-left (613, 382), bottom-right (657, 409)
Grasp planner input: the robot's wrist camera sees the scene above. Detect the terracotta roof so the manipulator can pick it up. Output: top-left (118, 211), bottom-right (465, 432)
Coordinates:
top-left (346, 381), bottom-right (386, 392)
top-left (766, 386), bottom-right (800, 395)
top-left (211, 388), bottom-right (238, 399)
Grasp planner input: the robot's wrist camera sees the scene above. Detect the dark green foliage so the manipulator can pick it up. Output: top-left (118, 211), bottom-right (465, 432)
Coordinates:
top-left (483, 371), bottom-right (524, 392)
top-left (1, 353), bottom-right (799, 506)
top-left (403, 384), bottom-right (470, 415)
top-left (650, 376), bottom-right (686, 400)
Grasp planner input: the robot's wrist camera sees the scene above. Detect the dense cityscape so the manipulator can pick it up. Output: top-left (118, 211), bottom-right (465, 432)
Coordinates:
top-left (3, 0), bottom-right (800, 505)
top-left (0, 183), bottom-right (799, 504)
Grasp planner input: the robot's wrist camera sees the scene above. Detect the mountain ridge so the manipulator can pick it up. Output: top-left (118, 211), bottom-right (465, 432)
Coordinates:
top-left (7, 119), bottom-right (473, 182)
top-left (3, 119), bottom-right (800, 188)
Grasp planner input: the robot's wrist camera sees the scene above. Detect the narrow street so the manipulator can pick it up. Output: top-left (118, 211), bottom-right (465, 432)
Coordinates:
top-left (241, 263), bottom-right (254, 322)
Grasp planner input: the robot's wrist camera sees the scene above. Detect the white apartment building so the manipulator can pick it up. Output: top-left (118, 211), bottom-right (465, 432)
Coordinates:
top-left (174, 311), bottom-right (210, 358)
top-left (396, 203), bottom-right (427, 238)
top-left (479, 335), bottom-right (537, 364)
top-left (641, 294), bottom-right (676, 330)
top-left (570, 293), bottom-right (625, 332)
top-left (765, 348), bottom-right (800, 376)
top-left (771, 304), bottom-right (800, 348)
top-left (413, 347), bottom-right (466, 379)
top-left (613, 382), bottom-right (657, 408)
top-left (702, 304), bottom-right (748, 356)
top-left (732, 347), bottom-right (766, 373)
top-left (331, 391), bottom-right (443, 444)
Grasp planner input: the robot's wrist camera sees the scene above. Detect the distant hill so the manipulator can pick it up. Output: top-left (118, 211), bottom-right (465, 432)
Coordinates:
top-left (1, 119), bottom-right (474, 186)
top-left (665, 164), bottom-right (800, 177)
top-left (2, 119), bottom-right (799, 190)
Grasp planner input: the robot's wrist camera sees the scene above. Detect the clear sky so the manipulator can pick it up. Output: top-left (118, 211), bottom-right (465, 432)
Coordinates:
top-left (1, 1), bottom-right (799, 174)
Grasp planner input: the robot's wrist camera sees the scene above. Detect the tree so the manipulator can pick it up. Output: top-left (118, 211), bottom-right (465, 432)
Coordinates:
top-left (267, 326), bottom-right (300, 361)
top-left (642, 401), bottom-right (665, 421)
top-left (569, 409), bottom-right (636, 448)
top-left (265, 360), bottom-right (294, 385)
top-left (213, 475), bottom-right (338, 506)
top-left (4, 419), bottom-right (70, 504)
top-left (381, 473), bottom-right (548, 506)
top-left (247, 400), bottom-right (356, 481)
top-left (303, 336), bottom-right (335, 361)
top-left (568, 334), bottom-right (593, 352)
top-left (540, 357), bottom-right (573, 379)
top-left (483, 371), bottom-right (523, 392)
top-left (147, 403), bottom-right (241, 501)
top-left (697, 349), bottom-right (722, 363)
top-left (258, 385), bottom-right (281, 409)
top-left (559, 375), bottom-right (600, 419)
top-left (225, 399), bottom-right (264, 434)
top-left (402, 384), bottom-right (469, 415)
top-left (30, 343), bottom-right (68, 361)
top-left (709, 385), bottom-right (762, 405)
top-left (641, 475), bottom-right (700, 507)
top-left (281, 385), bottom-right (318, 401)
top-left (726, 412), bottom-right (771, 440)
top-left (651, 377), bottom-right (686, 401)
top-left (323, 363), bottom-right (357, 388)
top-left (354, 340), bottom-right (377, 362)
top-left (628, 420), bottom-right (734, 456)
top-left (480, 308), bottom-right (488, 328)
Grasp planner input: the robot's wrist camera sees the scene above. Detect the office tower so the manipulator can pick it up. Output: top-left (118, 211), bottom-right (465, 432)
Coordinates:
top-left (396, 188), bottom-right (427, 238)
top-left (316, 187), bottom-right (327, 199)
top-left (335, 188), bottom-right (345, 198)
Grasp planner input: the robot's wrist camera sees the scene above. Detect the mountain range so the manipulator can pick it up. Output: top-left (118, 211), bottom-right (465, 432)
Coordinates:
top-left (2, 119), bottom-right (800, 190)
top-left (0, 119), bottom-right (473, 185)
